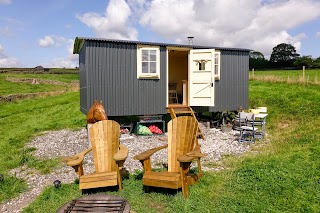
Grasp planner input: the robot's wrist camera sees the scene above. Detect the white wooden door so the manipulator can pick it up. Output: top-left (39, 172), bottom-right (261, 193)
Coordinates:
top-left (188, 49), bottom-right (215, 106)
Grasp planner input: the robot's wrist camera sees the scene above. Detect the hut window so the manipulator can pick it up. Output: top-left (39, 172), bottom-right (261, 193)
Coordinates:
top-left (214, 51), bottom-right (221, 79)
top-left (137, 45), bottom-right (160, 79)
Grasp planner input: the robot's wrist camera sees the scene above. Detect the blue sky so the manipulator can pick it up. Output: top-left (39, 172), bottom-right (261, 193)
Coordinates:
top-left (1, 0), bottom-right (320, 68)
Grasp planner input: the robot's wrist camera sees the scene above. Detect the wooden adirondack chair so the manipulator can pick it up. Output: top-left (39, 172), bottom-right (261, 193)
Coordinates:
top-left (134, 116), bottom-right (206, 198)
top-left (64, 120), bottom-right (128, 191)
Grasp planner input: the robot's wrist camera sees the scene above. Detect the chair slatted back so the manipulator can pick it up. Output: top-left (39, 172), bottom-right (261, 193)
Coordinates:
top-left (239, 112), bottom-right (254, 123)
top-left (167, 116), bottom-right (198, 172)
top-left (89, 120), bottom-right (120, 173)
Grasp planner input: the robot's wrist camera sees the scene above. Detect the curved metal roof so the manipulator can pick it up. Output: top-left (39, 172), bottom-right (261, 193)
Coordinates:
top-left (73, 37), bottom-right (251, 54)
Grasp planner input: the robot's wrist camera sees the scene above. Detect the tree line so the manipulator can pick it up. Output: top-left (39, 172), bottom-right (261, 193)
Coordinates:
top-left (249, 43), bottom-right (320, 70)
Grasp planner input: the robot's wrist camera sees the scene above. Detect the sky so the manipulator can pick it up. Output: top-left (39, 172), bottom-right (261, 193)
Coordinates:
top-left (0, 0), bottom-right (320, 68)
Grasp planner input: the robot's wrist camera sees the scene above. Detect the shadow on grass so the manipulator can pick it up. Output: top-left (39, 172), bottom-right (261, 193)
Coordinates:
top-left (143, 185), bottom-right (182, 196)
top-left (82, 185), bottom-right (121, 195)
top-left (131, 167), bottom-right (201, 197)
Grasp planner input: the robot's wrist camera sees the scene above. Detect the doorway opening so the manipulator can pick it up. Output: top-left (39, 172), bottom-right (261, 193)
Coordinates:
top-left (168, 48), bottom-right (190, 106)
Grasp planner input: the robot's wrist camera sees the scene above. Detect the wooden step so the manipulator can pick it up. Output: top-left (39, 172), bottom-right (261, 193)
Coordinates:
top-left (175, 110), bottom-right (193, 114)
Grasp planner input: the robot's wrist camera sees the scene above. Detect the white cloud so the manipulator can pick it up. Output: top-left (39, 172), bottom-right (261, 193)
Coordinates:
top-left (0, 26), bottom-right (14, 37)
top-left (0, 0), bottom-right (11, 5)
top-left (139, 0), bottom-right (320, 57)
top-left (76, 0), bottom-right (137, 40)
top-left (39, 35), bottom-right (68, 48)
top-left (46, 39), bottom-right (78, 68)
top-left (38, 36), bottom-right (77, 68)
top-left (39, 36), bottom-right (55, 47)
top-left (316, 32), bottom-right (320, 39)
top-left (0, 44), bottom-right (20, 67)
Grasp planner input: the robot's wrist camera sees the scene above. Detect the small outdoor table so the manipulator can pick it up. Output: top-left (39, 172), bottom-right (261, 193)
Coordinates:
top-left (56, 194), bottom-right (130, 213)
top-left (254, 113), bottom-right (268, 136)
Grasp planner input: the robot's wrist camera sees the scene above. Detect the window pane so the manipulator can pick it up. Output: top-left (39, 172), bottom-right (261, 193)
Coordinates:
top-left (215, 54), bottom-right (219, 64)
top-left (142, 62), bottom-right (149, 73)
top-left (149, 50), bottom-right (156, 61)
top-left (215, 65), bottom-right (218, 75)
top-left (142, 50), bottom-right (149, 61)
top-left (150, 62), bottom-right (156, 73)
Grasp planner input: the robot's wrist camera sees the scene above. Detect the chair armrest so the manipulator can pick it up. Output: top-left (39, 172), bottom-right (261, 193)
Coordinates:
top-left (114, 144), bottom-right (128, 161)
top-left (133, 144), bottom-right (168, 161)
top-left (186, 145), bottom-right (206, 158)
top-left (177, 154), bottom-right (194, 163)
top-left (63, 147), bottom-right (92, 167)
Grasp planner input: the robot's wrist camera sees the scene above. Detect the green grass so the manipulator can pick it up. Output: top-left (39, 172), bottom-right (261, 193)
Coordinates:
top-left (0, 75), bottom-right (66, 96)
top-left (0, 175), bottom-right (27, 202)
top-left (0, 73), bottom-right (78, 96)
top-left (0, 67), bottom-right (79, 74)
top-left (1, 72), bottom-right (320, 212)
top-left (48, 68), bottom-right (79, 74)
top-left (4, 73), bottom-right (79, 83)
top-left (0, 91), bottom-right (86, 202)
top-left (0, 92), bottom-right (86, 172)
top-left (250, 69), bottom-right (320, 84)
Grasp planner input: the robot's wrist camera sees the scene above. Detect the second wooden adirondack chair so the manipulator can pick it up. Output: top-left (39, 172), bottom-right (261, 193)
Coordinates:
top-left (134, 116), bottom-right (206, 198)
top-left (64, 120), bottom-right (128, 191)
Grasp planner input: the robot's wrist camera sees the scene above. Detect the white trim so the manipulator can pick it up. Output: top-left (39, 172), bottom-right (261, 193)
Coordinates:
top-left (214, 51), bottom-right (221, 80)
top-left (166, 49), bottom-right (169, 107)
top-left (137, 45), bottom-right (160, 79)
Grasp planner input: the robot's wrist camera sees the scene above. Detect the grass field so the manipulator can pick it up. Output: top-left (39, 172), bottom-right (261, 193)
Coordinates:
top-left (250, 69), bottom-right (320, 85)
top-left (1, 71), bottom-right (320, 212)
top-left (0, 73), bottom-right (78, 96)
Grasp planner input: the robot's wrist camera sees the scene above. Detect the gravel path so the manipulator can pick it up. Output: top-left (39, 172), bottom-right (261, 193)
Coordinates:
top-left (0, 124), bottom-right (251, 213)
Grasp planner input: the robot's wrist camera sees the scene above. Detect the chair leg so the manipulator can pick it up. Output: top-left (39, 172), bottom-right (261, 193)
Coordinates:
top-left (180, 162), bottom-right (191, 198)
top-left (239, 130), bottom-right (244, 143)
top-left (196, 158), bottom-right (204, 176)
top-left (117, 167), bottom-right (123, 191)
top-left (72, 164), bottom-right (84, 177)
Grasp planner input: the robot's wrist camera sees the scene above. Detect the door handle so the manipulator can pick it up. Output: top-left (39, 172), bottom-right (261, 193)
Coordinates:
top-left (211, 83), bottom-right (213, 87)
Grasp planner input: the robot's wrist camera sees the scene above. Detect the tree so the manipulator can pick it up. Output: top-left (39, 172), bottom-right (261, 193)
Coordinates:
top-left (250, 51), bottom-right (265, 59)
top-left (313, 57), bottom-right (320, 67)
top-left (270, 43), bottom-right (300, 67)
top-left (249, 51), bottom-right (269, 69)
top-left (293, 56), bottom-right (313, 68)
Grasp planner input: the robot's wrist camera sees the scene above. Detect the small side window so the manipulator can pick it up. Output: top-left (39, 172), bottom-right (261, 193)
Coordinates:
top-left (137, 45), bottom-right (160, 79)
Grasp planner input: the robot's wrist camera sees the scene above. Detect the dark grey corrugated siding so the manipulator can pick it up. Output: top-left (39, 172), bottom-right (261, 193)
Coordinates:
top-left (79, 43), bottom-right (87, 114)
top-left (192, 50), bottom-right (249, 112)
top-left (79, 41), bottom-right (167, 116)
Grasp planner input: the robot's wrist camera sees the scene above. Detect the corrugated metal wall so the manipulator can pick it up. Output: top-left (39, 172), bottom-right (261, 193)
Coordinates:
top-left (78, 39), bottom-right (249, 116)
top-left (79, 43), bottom-right (87, 114)
top-left (80, 41), bottom-right (167, 116)
top-left (193, 50), bottom-right (249, 112)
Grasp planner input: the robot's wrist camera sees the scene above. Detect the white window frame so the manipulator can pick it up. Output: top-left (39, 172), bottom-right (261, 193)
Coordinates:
top-left (137, 45), bottom-right (160, 79)
top-left (214, 51), bottom-right (221, 80)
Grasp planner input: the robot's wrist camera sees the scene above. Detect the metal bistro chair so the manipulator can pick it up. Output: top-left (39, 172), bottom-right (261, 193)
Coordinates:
top-left (237, 112), bottom-right (262, 143)
top-left (168, 83), bottom-right (179, 104)
top-left (257, 107), bottom-right (268, 136)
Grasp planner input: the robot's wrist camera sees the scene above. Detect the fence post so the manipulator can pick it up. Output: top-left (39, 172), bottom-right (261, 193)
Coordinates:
top-left (252, 68), bottom-right (254, 79)
top-left (302, 66), bottom-right (305, 82)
